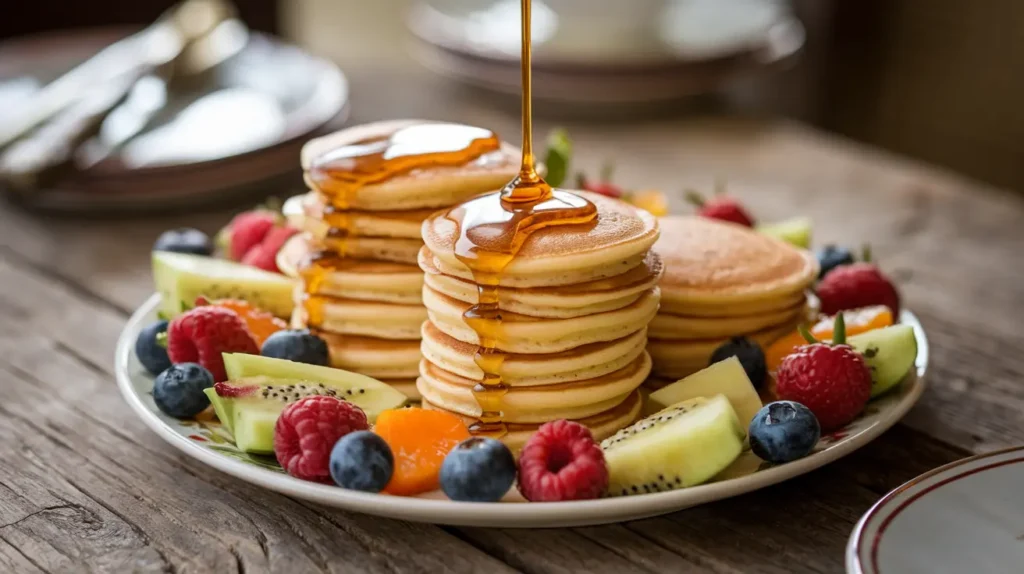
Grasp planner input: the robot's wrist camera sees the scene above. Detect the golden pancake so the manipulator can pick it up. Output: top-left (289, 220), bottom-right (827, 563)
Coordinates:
top-left (417, 352), bottom-right (649, 423)
top-left (660, 290), bottom-right (808, 318)
top-left (420, 248), bottom-right (663, 318)
top-left (320, 235), bottom-right (422, 265)
top-left (284, 193), bottom-right (436, 240)
top-left (647, 321), bottom-right (797, 379)
top-left (279, 236), bottom-right (423, 303)
top-left (301, 120), bottom-right (521, 211)
top-left (422, 391), bottom-right (643, 452)
top-left (422, 190), bottom-right (658, 287)
top-left (421, 321), bottom-right (647, 386)
top-left (655, 215), bottom-right (818, 307)
top-left (425, 287), bottom-right (660, 354)
top-left (314, 330), bottom-right (422, 378)
top-left (299, 295), bottom-right (427, 340)
top-left (649, 300), bottom-right (807, 340)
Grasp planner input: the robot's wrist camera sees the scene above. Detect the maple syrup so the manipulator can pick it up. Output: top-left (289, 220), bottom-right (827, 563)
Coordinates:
top-left (446, 0), bottom-right (598, 437)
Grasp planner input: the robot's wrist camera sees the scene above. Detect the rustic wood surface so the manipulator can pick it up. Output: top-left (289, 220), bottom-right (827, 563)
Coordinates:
top-left (2, 56), bottom-right (1024, 573)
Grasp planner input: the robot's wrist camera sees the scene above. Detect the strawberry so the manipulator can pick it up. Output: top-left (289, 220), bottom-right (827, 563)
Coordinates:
top-left (575, 163), bottom-right (624, 198)
top-left (775, 315), bottom-right (872, 431)
top-left (687, 188), bottom-right (755, 227)
top-left (219, 209), bottom-right (283, 261)
top-left (166, 307), bottom-right (258, 382)
top-left (817, 262), bottom-right (900, 318)
top-left (241, 226), bottom-right (298, 273)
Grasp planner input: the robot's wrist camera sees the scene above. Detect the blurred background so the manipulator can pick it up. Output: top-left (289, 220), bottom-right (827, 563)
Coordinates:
top-left (1, 0), bottom-right (1021, 213)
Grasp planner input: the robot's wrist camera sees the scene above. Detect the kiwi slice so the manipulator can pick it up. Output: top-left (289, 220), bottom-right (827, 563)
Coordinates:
top-left (645, 356), bottom-right (763, 429)
top-left (756, 217), bottom-right (813, 249)
top-left (152, 251), bottom-right (295, 319)
top-left (847, 324), bottom-right (918, 397)
top-left (601, 395), bottom-right (745, 496)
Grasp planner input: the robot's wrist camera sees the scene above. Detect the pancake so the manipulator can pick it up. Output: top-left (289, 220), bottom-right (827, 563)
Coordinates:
top-left (421, 321), bottom-right (647, 386)
top-left (284, 193), bottom-right (436, 240)
top-left (655, 215), bottom-right (818, 307)
top-left (300, 295), bottom-right (427, 340)
top-left (417, 352), bottom-right (650, 423)
top-left (647, 321), bottom-right (797, 379)
top-left (422, 190), bottom-right (659, 287)
top-left (422, 390), bottom-right (643, 452)
top-left (280, 236), bottom-right (423, 303)
top-left (649, 300), bottom-right (807, 340)
top-left (321, 235), bottom-right (422, 265)
top-left (314, 330), bottom-right (422, 378)
top-left (425, 286), bottom-right (660, 354)
top-left (420, 248), bottom-right (663, 318)
top-left (301, 120), bottom-right (521, 211)
top-left (660, 290), bottom-right (808, 318)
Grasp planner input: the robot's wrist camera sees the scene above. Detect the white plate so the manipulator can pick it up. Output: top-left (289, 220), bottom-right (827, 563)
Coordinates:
top-left (116, 294), bottom-right (929, 527)
top-left (847, 446), bottom-right (1024, 574)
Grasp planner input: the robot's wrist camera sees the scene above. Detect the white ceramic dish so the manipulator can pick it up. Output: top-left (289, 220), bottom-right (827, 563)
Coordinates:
top-left (847, 446), bottom-right (1024, 574)
top-left (116, 293), bottom-right (929, 527)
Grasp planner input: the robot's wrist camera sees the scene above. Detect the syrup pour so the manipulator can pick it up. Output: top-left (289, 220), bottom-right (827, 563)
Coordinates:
top-left (447, 0), bottom-right (597, 437)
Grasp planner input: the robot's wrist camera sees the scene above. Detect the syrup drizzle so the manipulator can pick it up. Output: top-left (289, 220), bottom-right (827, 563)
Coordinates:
top-left (447, 0), bottom-right (597, 437)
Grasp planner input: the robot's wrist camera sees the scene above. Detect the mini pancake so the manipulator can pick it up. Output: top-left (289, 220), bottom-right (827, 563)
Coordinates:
top-left (313, 329), bottom-right (422, 379)
top-left (422, 390), bottom-right (643, 452)
top-left (421, 322), bottom-right (648, 386)
top-left (420, 248), bottom-right (663, 318)
top-left (301, 120), bottom-right (521, 211)
top-left (299, 295), bottom-right (427, 340)
top-left (422, 190), bottom-right (659, 288)
top-left (417, 352), bottom-right (650, 423)
top-left (424, 287), bottom-right (660, 354)
top-left (279, 236), bottom-right (423, 303)
top-left (647, 321), bottom-right (797, 379)
top-left (321, 235), bottom-right (422, 265)
top-left (649, 300), bottom-right (807, 339)
top-left (655, 215), bottom-right (818, 307)
top-left (284, 193), bottom-right (436, 240)
top-left (660, 290), bottom-right (808, 318)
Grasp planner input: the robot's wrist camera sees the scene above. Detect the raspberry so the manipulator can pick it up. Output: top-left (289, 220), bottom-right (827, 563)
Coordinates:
top-left (775, 343), bottom-right (872, 431)
top-left (222, 210), bottom-right (281, 261)
top-left (167, 307), bottom-right (258, 382)
top-left (687, 190), bottom-right (755, 227)
top-left (817, 263), bottom-right (900, 318)
top-left (517, 420), bottom-right (608, 501)
top-left (241, 226), bottom-right (298, 273)
top-left (275, 396), bottom-right (368, 483)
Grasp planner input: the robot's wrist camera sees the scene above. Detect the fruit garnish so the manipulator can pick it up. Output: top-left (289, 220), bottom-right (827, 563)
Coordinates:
top-left (576, 163), bottom-right (625, 198)
top-left (440, 437), bottom-right (517, 502)
top-left (602, 395), bottom-right (744, 496)
top-left (847, 324), bottom-right (918, 397)
top-left (748, 401), bottom-right (821, 463)
top-left (709, 336), bottom-right (768, 390)
top-left (152, 251), bottom-right (296, 319)
top-left (136, 320), bottom-right (172, 376)
top-left (260, 329), bottom-right (330, 366)
top-left (756, 217), bottom-right (812, 248)
top-left (543, 128), bottom-right (572, 187)
top-left (330, 430), bottom-right (394, 492)
top-left (686, 182), bottom-right (755, 227)
top-left (624, 189), bottom-right (669, 216)
top-left (241, 225), bottom-right (299, 273)
top-left (645, 356), bottom-right (763, 429)
top-left (816, 244), bottom-right (854, 278)
top-left (153, 228), bottom-right (213, 256)
top-left (274, 396), bottom-right (369, 483)
top-left (765, 306), bottom-right (894, 372)
top-left (195, 297), bottom-right (287, 347)
top-left (219, 208), bottom-right (283, 261)
top-left (153, 363), bottom-right (215, 419)
top-left (764, 328), bottom-right (811, 373)
top-left (517, 419), bottom-right (608, 501)
top-left (775, 315), bottom-right (872, 431)
top-left (167, 306), bottom-right (258, 382)
top-left (817, 260), bottom-right (900, 317)
top-left (373, 408), bottom-right (470, 496)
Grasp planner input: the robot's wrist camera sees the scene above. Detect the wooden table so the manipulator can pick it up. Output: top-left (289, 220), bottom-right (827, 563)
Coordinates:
top-left (2, 63), bottom-right (1024, 573)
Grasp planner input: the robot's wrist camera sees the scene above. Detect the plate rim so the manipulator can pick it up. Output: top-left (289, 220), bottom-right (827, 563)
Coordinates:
top-left (845, 444), bottom-right (1024, 574)
top-left (116, 293), bottom-right (929, 528)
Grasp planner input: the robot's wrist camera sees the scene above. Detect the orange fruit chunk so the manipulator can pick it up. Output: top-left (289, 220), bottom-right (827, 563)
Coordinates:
top-left (627, 190), bottom-right (669, 216)
top-left (374, 408), bottom-right (470, 496)
top-left (196, 297), bottom-right (287, 347)
top-left (765, 306), bottom-right (893, 371)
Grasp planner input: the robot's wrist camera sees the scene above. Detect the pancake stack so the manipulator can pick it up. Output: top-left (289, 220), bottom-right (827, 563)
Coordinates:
top-left (417, 191), bottom-right (663, 449)
top-left (647, 216), bottom-right (819, 386)
top-left (283, 120), bottom-right (521, 400)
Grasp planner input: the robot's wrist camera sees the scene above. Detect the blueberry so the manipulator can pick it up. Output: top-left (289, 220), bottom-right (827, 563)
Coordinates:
top-left (153, 363), bottom-right (215, 419)
top-left (440, 437), bottom-right (516, 502)
top-left (709, 337), bottom-right (768, 390)
top-left (749, 401), bottom-right (821, 464)
top-left (817, 245), bottom-right (854, 279)
top-left (153, 228), bottom-right (213, 256)
top-left (330, 431), bottom-right (394, 492)
top-left (260, 329), bottom-right (329, 366)
top-left (136, 320), bottom-right (172, 376)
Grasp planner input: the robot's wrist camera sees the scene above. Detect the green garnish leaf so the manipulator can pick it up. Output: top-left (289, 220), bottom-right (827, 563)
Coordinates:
top-left (543, 128), bottom-right (572, 187)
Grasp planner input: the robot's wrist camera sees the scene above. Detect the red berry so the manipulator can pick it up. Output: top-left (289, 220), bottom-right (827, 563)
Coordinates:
top-left (224, 210), bottom-right (281, 261)
top-left (517, 420), bottom-right (608, 501)
top-left (241, 226), bottom-right (298, 273)
top-left (167, 307), bottom-right (258, 382)
top-left (817, 263), bottom-right (900, 317)
top-left (775, 343), bottom-right (872, 431)
top-left (581, 180), bottom-right (624, 198)
top-left (275, 396), bottom-right (368, 483)
top-left (697, 196), bottom-right (755, 227)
